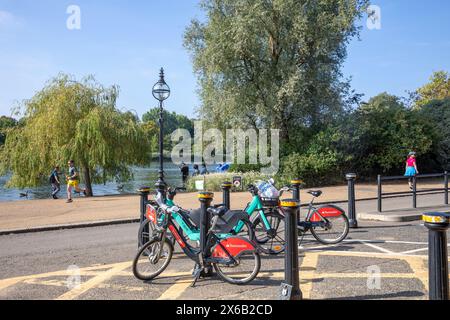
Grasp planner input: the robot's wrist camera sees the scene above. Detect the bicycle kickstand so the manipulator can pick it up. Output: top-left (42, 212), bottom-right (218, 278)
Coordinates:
top-left (191, 263), bottom-right (202, 288)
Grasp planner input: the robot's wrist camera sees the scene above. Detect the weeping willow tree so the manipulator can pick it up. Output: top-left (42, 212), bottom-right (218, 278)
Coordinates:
top-left (0, 74), bottom-right (151, 196)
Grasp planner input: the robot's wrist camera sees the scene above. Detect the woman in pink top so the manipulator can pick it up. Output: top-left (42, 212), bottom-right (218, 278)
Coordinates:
top-left (404, 152), bottom-right (419, 190)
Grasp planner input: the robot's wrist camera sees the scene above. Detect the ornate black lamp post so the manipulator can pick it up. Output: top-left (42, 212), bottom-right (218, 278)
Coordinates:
top-left (152, 68), bottom-right (171, 199)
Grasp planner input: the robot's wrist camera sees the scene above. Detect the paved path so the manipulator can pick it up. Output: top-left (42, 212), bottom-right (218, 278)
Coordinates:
top-left (0, 180), bottom-right (447, 231)
top-left (0, 220), bottom-right (449, 300)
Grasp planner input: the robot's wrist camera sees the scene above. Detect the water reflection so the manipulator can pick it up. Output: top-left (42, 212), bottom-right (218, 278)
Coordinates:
top-left (0, 162), bottom-right (217, 202)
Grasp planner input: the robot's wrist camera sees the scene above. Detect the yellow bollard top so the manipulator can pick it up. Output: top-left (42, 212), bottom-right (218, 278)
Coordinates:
top-left (290, 179), bottom-right (303, 185)
top-left (422, 212), bottom-right (450, 224)
top-left (198, 192), bottom-right (214, 199)
top-left (280, 199), bottom-right (300, 208)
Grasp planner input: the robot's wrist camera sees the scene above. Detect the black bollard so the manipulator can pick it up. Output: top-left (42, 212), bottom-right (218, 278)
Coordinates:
top-left (198, 191), bottom-right (214, 277)
top-left (377, 174), bottom-right (382, 213)
top-left (279, 199), bottom-right (303, 300)
top-left (290, 179), bottom-right (302, 221)
top-left (346, 173), bottom-right (358, 228)
top-left (423, 212), bottom-right (450, 300)
top-left (137, 187), bottom-right (151, 247)
top-left (412, 176), bottom-right (417, 209)
top-left (444, 172), bottom-right (448, 206)
top-left (221, 182), bottom-right (232, 209)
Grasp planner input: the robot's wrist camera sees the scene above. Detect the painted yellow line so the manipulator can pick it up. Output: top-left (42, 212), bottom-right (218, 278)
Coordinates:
top-left (0, 261), bottom-right (133, 293)
top-left (157, 278), bottom-right (193, 300)
top-left (299, 252), bottom-right (319, 300)
top-left (55, 261), bottom-right (132, 300)
top-left (404, 256), bottom-right (428, 291)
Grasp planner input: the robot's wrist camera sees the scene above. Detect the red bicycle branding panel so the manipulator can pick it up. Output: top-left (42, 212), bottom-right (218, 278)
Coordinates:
top-left (212, 237), bottom-right (256, 259)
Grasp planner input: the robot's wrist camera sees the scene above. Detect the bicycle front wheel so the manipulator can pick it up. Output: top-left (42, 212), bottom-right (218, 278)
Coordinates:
top-left (214, 251), bottom-right (261, 285)
top-left (133, 238), bottom-right (173, 281)
top-left (310, 214), bottom-right (349, 245)
top-left (138, 219), bottom-right (155, 247)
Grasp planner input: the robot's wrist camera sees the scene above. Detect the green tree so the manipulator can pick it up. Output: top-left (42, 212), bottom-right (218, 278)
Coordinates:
top-left (0, 116), bottom-right (18, 146)
top-left (0, 74), bottom-right (150, 196)
top-left (418, 98), bottom-right (450, 171)
top-left (415, 71), bottom-right (450, 107)
top-left (142, 108), bottom-right (194, 136)
top-left (142, 108), bottom-right (194, 151)
top-left (279, 93), bottom-right (438, 184)
top-left (184, 0), bottom-right (367, 150)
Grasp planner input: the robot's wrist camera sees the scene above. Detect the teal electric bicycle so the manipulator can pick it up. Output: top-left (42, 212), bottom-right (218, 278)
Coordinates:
top-left (138, 187), bottom-right (255, 249)
top-left (138, 182), bottom-right (287, 255)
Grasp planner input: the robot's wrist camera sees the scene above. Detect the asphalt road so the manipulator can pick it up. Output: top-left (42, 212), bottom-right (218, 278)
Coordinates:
top-left (1, 211), bottom-right (449, 300)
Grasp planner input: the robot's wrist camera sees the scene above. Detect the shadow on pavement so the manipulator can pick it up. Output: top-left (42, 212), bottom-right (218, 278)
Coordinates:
top-left (328, 290), bottom-right (425, 300)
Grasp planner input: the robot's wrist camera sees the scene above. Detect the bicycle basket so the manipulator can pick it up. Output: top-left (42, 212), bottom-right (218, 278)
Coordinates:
top-left (260, 197), bottom-right (280, 207)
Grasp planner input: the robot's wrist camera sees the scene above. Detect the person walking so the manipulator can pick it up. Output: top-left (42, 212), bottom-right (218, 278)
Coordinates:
top-left (66, 160), bottom-right (86, 203)
top-left (200, 163), bottom-right (209, 175)
top-left (404, 152), bottom-right (419, 190)
top-left (49, 166), bottom-right (61, 199)
top-left (193, 164), bottom-right (200, 176)
top-left (180, 162), bottom-right (189, 185)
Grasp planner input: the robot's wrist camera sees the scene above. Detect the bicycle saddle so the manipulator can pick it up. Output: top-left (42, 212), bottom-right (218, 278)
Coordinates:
top-left (207, 206), bottom-right (228, 217)
top-left (189, 208), bottom-right (249, 234)
top-left (308, 190), bottom-right (322, 198)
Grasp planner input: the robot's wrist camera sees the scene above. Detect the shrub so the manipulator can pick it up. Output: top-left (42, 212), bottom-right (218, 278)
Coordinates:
top-left (185, 171), bottom-right (272, 192)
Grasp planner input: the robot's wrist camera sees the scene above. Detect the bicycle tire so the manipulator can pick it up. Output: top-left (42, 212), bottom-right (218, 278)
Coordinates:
top-left (133, 238), bottom-right (173, 281)
top-left (138, 219), bottom-right (155, 247)
top-left (252, 210), bottom-right (286, 255)
top-left (213, 251), bottom-right (261, 285)
top-left (310, 213), bottom-right (349, 245)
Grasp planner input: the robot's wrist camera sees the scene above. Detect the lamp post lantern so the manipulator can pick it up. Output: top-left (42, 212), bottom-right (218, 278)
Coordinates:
top-left (152, 68), bottom-right (171, 199)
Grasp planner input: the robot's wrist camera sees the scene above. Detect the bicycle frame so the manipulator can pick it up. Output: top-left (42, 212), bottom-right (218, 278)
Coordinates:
top-left (233, 195), bottom-right (273, 233)
top-left (154, 209), bottom-right (241, 267)
top-left (148, 193), bottom-right (273, 242)
top-left (300, 198), bottom-right (346, 231)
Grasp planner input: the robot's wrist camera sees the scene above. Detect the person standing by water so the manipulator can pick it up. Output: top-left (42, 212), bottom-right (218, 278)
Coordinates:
top-left (200, 162), bottom-right (209, 175)
top-left (193, 164), bottom-right (200, 176)
top-left (66, 160), bottom-right (86, 203)
top-left (404, 152), bottom-right (419, 190)
top-left (49, 166), bottom-right (61, 199)
top-left (180, 162), bottom-right (189, 185)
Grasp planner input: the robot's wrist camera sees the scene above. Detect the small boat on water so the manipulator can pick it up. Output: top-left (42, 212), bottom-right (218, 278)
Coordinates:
top-left (216, 163), bottom-right (230, 173)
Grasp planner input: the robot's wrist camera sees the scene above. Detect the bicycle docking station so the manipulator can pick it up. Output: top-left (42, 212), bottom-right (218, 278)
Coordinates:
top-left (290, 179), bottom-right (302, 221)
top-left (192, 191), bottom-right (216, 287)
top-left (279, 199), bottom-right (303, 300)
top-left (138, 186), bottom-right (151, 247)
top-left (423, 212), bottom-right (450, 300)
top-left (221, 182), bottom-right (233, 209)
top-left (345, 173), bottom-right (358, 228)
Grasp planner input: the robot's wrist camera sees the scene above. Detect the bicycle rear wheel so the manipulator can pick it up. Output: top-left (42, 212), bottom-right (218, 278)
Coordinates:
top-left (213, 251), bottom-right (261, 285)
top-left (252, 210), bottom-right (286, 255)
top-left (310, 214), bottom-right (349, 245)
top-left (133, 238), bottom-right (173, 281)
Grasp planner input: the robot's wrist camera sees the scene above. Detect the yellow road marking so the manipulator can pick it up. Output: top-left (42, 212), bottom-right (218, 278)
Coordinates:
top-left (55, 261), bottom-right (132, 300)
top-left (157, 278), bottom-right (193, 300)
top-left (299, 252), bottom-right (319, 300)
top-left (0, 249), bottom-right (446, 300)
top-left (404, 256), bottom-right (429, 292)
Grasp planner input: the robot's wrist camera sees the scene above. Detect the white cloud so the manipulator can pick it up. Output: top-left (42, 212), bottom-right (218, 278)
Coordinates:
top-left (0, 10), bottom-right (22, 28)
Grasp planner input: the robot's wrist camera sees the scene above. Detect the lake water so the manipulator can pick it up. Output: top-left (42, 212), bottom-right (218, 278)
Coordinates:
top-left (0, 162), bottom-right (218, 202)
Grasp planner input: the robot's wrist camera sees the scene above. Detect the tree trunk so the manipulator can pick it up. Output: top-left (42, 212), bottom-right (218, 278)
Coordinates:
top-left (82, 165), bottom-right (93, 197)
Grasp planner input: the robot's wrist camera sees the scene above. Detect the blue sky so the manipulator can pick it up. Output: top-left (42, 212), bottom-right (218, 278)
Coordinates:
top-left (0, 0), bottom-right (449, 119)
